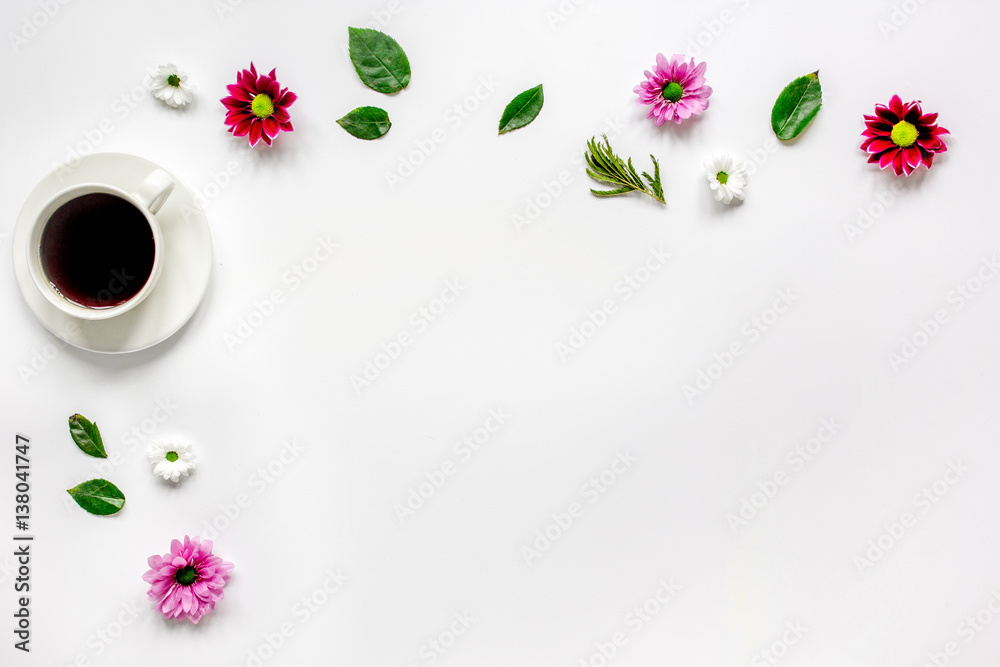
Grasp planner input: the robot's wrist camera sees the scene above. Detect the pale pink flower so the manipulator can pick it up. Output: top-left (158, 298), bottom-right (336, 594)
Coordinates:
top-left (142, 536), bottom-right (234, 623)
top-left (634, 53), bottom-right (712, 126)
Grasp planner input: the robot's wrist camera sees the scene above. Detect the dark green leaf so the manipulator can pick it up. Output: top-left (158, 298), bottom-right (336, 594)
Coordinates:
top-left (771, 71), bottom-right (822, 140)
top-left (498, 85), bottom-right (544, 134)
top-left (337, 106), bottom-right (392, 140)
top-left (69, 414), bottom-right (106, 458)
top-left (67, 479), bottom-right (125, 516)
top-left (348, 27), bottom-right (411, 94)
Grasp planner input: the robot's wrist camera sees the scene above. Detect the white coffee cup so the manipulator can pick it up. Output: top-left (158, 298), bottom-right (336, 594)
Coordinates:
top-left (26, 169), bottom-right (174, 320)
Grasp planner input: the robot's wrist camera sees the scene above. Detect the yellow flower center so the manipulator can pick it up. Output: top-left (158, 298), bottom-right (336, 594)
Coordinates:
top-left (890, 120), bottom-right (918, 147)
top-left (251, 94), bottom-right (274, 119)
top-left (716, 171), bottom-right (729, 185)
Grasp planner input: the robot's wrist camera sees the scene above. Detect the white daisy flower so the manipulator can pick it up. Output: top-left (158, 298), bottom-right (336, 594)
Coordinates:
top-left (148, 63), bottom-right (194, 108)
top-left (705, 154), bottom-right (748, 205)
top-left (147, 438), bottom-right (197, 482)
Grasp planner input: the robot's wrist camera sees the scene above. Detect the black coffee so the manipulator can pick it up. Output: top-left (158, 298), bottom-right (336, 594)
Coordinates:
top-left (40, 193), bottom-right (155, 308)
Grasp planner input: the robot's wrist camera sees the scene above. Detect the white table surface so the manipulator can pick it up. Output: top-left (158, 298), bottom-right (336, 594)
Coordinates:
top-left (2, 0), bottom-right (1000, 665)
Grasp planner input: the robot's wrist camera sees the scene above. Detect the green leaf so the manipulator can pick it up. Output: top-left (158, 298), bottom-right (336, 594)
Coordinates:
top-left (337, 106), bottom-right (392, 140)
top-left (68, 414), bottom-right (106, 458)
top-left (348, 27), bottom-right (411, 94)
top-left (67, 479), bottom-right (125, 516)
top-left (584, 135), bottom-right (665, 205)
top-left (498, 84), bottom-right (544, 134)
top-left (771, 71), bottom-right (822, 140)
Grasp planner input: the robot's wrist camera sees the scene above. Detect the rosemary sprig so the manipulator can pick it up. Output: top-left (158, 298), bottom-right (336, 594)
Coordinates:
top-left (584, 135), bottom-right (665, 205)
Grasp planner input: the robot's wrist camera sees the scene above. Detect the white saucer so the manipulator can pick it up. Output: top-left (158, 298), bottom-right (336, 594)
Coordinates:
top-left (12, 152), bottom-right (212, 354)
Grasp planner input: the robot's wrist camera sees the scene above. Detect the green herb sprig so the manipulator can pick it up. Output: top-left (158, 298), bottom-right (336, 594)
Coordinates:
top-left (585, 135), bottom-right (665, 205)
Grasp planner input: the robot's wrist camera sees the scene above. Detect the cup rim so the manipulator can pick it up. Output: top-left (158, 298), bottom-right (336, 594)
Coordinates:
top-left (27, 182), bottom-right (165, 321)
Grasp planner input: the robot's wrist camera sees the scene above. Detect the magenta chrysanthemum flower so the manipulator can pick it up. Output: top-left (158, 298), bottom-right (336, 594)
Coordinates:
top-left (221, 62), bottom-right (296, 147)
top-left (633, 53), bottom-right (712, 126)
top-left (861, 95), bottom-right (949, 176)
top-left (142, 535), bottom-right (234, 624)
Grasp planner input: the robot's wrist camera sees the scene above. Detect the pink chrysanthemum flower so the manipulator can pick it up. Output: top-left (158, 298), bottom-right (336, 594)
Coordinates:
top-left (634, 53), bottom-right (712, 126)
top-left (142, 536), bottom-right (234, 624)
top-left (222, 62), bottom-right (296, 147)
top-left (861, 95), bottom-right (949, 176)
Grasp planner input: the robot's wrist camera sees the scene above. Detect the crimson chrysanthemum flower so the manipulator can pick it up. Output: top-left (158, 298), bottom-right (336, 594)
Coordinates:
top-left (142, 536), bottom-right (234, 624)
top-left (222, 62), bottom-right (296, 147)
top-left (633, 53), bottom-right (712, 126)
top-left (861, 95), bottom-right (949, 176)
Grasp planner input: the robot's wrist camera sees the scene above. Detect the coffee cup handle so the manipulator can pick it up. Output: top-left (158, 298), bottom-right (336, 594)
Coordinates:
top-left (133, 169), bottom-right (175, 216)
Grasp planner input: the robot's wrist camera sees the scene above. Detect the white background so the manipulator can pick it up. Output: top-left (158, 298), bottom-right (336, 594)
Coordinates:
top-left (2, 0), bottom-right (1000, 665)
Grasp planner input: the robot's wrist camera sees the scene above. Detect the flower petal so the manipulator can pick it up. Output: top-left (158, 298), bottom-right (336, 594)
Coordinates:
top-left (263, 117), bottom-right (280, 138)
top-left (875, 105), bottom-right (898, 123)
top-left (228, 84), bottom-right (252, 102)
top-left (233, 117), bottom-right (254, 136)
top-left (249, 121), bottom-right (263, 146)
top-left (892, 151), bottom-right (907, 176)
top-left (888, 95), bottom-right (905, 117)
top-left (879, 149), bottom-right (898, 170)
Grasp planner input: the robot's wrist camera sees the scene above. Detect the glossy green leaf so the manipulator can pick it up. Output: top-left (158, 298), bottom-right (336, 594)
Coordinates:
top-left (337, 106), bottom-right (392, 140)
top-left (67, 479), bottom-right (125, 516)
top-left (69, 414), bottom-right (106, 458)
top-left (348, 27), bottom-right (411, 94)
top-left (498, 84), bottom-right (544, 134)
top-left (771, 71), bottom-right (822, 140)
